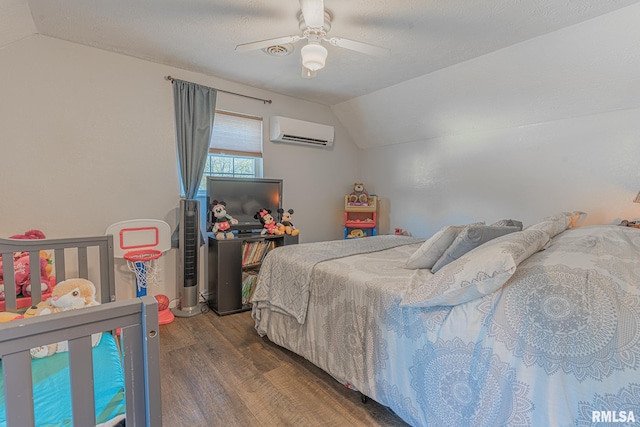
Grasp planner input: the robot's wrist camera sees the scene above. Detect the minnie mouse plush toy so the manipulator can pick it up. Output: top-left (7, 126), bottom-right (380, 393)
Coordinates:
top-left (254, 209), bottom-right (284, 236)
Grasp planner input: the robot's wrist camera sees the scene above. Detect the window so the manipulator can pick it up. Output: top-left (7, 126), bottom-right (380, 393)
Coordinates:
top-left (198, 111), bottom-right (263, 229)
top-left (198, 110), bottom-right (263, 193)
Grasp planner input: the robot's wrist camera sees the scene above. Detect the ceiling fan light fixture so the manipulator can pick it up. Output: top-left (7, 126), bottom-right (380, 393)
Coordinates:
top-left (301, 42), bottom-right (328, 71)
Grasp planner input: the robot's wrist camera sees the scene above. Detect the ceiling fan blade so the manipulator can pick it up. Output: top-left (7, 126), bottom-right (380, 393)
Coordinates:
top-left (326, 37), bottom-right (390, 58)
top-left (299, 0), bottom-right (324, 28)
top-left (236, 35), bottom-right (302, 52)
top-left (302, 66), bottom-right (317, 79)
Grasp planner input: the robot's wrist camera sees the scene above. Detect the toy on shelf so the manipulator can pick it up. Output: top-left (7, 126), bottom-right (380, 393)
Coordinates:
top-left (210, 200), bottom-right (238, 239)
top-left (278, 208), bottom-right (300, 236)
top-left (346, 229), bottom-right (366, 239)
top-left (255, 208), bottom-right (284, 236)
top-left (347, 182), bottom-right (370, 205)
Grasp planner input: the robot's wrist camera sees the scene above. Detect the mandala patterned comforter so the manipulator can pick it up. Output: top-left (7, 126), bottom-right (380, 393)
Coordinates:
top-left (252, 225), bottom-right (640, 426)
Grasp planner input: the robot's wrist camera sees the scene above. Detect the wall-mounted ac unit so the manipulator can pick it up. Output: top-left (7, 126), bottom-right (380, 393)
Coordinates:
top-left (270, 116), bottom-right (334, 147)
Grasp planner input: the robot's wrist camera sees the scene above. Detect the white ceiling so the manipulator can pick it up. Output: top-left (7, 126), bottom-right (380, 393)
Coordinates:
top-left (4, 0), bottom-right (639, 105)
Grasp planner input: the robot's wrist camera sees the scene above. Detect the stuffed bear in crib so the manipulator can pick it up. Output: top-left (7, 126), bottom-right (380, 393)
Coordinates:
top-left (25, 278), bottom-right (102, 358)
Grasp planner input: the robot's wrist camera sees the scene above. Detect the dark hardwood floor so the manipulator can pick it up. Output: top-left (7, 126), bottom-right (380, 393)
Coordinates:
top-left (159, 308), bottom-right (410, 426)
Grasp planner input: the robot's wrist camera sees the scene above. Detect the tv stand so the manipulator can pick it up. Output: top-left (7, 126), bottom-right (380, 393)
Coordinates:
top-left (207, 233), bottom-right (298, 315)
top-left (234, 229), bottom-right (262, 237)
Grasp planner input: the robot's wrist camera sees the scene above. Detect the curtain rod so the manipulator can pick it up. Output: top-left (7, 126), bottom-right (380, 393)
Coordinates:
top-left (165, 76), bottom-right (272, 104)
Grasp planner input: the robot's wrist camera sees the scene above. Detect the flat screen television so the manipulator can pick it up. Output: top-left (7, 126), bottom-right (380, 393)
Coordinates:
top-left (206, 177), bottom-right (283, 234)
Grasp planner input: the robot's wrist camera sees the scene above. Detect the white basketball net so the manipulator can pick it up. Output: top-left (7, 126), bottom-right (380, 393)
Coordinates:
top-left (126, 257), bottom-right (160, 292)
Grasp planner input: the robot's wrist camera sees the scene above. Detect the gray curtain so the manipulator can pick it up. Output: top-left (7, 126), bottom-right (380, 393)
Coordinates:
top-left (173, 79), bottom-right (217, 198)
top-left (172, 79), bottom-right (217, 246)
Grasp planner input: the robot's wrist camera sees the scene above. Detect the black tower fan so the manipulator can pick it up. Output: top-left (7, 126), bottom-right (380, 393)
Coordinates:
top-left (172, 198), bottom-right (203, 317)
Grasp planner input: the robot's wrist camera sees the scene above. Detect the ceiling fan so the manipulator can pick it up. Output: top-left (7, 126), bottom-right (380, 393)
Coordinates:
top-left (235, 0), bottom-right (389, 78)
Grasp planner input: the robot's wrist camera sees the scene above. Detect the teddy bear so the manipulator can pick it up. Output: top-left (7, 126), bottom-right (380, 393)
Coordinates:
top-left (255, 209), bottom-right (284, 236)
top-left (26, 278), bottom-right (102, 358)
top-left (210, 200), bottom-right (238, 239)
top-left (348, 182), bottom-right (369, 204)
top-left (277, 208), bottom-right (300, 236)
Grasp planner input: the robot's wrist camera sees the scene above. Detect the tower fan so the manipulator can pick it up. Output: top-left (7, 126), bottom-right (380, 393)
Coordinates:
top-left (172, 198), bottom-right (204, 317)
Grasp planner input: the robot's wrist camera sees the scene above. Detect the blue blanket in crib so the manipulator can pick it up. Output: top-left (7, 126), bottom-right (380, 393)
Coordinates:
top-left (0, 333), bottom-right (125, 426)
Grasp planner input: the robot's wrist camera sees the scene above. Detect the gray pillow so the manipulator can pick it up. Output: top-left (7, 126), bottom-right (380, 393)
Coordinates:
top-left (490, 219), bottom-right (523, 230)
top-left (431, 225), bottom-right (520, 272)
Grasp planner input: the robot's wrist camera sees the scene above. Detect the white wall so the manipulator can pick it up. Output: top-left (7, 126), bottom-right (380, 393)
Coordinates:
top-left (0, 35), bottom-right (362, 301)
top-left (333, 4), bottom-right (640, 238)
top-left (3, 4), bottom-right (639, 302)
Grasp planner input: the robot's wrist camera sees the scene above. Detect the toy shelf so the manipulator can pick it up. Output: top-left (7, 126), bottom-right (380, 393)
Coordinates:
top-left (344, 212), bottom-right (377, 229)
top-left (344, 195), bottom-right (377, 212)
top-left (344, 195), bottom-right (378, 238)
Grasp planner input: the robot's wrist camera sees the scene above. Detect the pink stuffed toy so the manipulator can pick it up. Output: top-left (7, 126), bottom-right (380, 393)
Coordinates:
top-left (14, 252), bottom-right (50, 297)
top-left (0, 253), bottom-right (50, 300)
top-left (9, 229), bottom-right (46, 240)
top-left (0, 257), bottom-right (21, 300)
top-left (0, 230), bottom-right (49, 300)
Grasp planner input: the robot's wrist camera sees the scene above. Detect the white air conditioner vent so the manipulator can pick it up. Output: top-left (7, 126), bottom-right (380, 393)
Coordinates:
top-left (270, 116), bottom-right (334, 147)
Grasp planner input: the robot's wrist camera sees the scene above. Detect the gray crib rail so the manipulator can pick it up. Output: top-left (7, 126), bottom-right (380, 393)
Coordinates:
top-left (0, 235), bottom-right (116, 311)
top-left (0, 296), bottom-right (161, 427)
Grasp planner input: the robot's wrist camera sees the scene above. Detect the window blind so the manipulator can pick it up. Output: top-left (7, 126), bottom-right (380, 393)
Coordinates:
top-left (210, 110), bottom-right (263, 158)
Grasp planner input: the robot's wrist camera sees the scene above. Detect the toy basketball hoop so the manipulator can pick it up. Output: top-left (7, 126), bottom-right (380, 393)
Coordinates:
top-left (106, 219), bottom-right (171, 298)
top-left (124, 249), bottom-right (162, 295)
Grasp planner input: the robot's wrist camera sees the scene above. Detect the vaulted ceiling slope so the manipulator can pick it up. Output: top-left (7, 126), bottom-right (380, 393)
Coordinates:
top-left (2, 0), bottom-right (638, 106)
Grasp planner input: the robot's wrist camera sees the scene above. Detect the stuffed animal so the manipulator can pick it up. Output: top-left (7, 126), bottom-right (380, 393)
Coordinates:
top-left (0, 230), bottom-right (49, 301)
top-left (347, 229), bottom-right (366, 239)
top-left (26, 278), bottom-right (102, 358)
top-left (41, 250), bottom-right (54, 277)
top-left (210, 200), bottom-right (238, 239)
top-left (277, 208), bottom-right (300, 236)
top-left (0, 312), bottom-right (21, 322)
top-left (255, 209), bottom-right (284, 236)
top-left (348, 182), bottom-right (369, 204)
top-left (0, 251), bottom-right (51, 300)
top-left (15, 252), bottom-right (50, 297)
top-left (9, 229), bottom-right (46, 240)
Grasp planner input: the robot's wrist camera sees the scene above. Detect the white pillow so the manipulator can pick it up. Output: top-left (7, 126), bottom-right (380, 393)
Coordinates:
top-left (405, 222), bottom-right (485, 270)
top-left (566, 211), bottom-right (587, 228)
top-left (430, 225), bottom-right (520, 273)
top-left (525, 212), bottom-right (577, 238)
top-left (405, 225), bottom-right (463, 269)
top-left (400, 229), bottom-right (550, 307)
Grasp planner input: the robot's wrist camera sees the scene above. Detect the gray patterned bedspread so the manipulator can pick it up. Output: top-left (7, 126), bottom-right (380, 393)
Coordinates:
top-left (252, 235), bottom-right (423, 323)
top-left (252, 226), bottom-right (640, 426)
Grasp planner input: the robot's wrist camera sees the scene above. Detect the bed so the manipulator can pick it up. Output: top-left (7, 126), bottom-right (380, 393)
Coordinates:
top-left (252, 213), bottom-right (640, 426)
top-left (0, 235), bottom-right (161, 427)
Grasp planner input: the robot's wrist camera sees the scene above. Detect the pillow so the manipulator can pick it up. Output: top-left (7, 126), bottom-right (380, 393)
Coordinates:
top-left (400, 228), bottom-right (551, 307)
top-left (405, 222), bottom-right (485, 270)
top-left (405, 225), bottom-right (463, 269)
top-left (527, 211), bottom-right (586, 237)
top-left (566, 211), bottom-right (587, 228)
top-left (431, 225), bottom-right (520, 273)
top-left (490, 219), bottom-right (523, 230)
